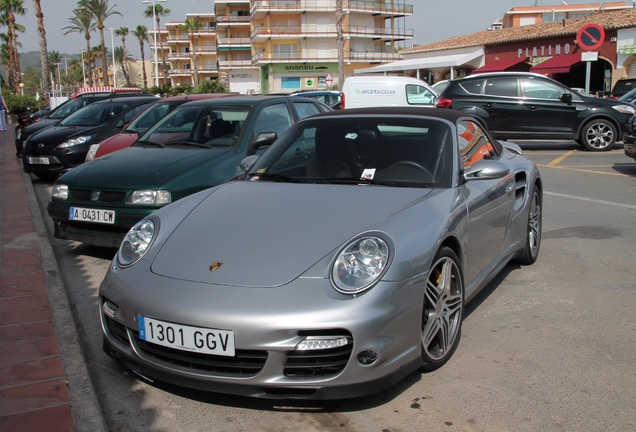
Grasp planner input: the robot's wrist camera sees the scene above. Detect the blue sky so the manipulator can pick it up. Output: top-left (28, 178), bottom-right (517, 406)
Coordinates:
top-left (15, 0), bottom-right (628, 57)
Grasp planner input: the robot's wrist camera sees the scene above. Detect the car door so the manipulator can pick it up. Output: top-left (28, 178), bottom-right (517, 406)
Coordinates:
top-left (519, 76), bottom-right (579, 138)
top-left (458, 119), bottom-right (514, 283)
top-left (479, 76), bottom-right (526, 138)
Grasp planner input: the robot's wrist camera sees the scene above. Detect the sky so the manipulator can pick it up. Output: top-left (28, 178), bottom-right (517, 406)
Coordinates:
top-left (12, 0), bottom-right (629, 59)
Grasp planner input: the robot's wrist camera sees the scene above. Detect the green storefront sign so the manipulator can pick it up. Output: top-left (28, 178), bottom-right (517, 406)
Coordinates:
top-left (271, 64), bottom-right (338, 74)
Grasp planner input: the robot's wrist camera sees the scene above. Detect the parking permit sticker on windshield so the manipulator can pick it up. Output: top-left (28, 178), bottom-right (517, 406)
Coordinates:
top-left (361, 168), bottom-right (376, 180)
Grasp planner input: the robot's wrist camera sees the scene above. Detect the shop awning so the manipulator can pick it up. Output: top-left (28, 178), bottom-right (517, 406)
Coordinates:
top-left (354, 48), bottom-right (484, 74)
top-left (530, 53), bottom-right (581, 74)
top-left (473, 57), bottom-right (530, 74)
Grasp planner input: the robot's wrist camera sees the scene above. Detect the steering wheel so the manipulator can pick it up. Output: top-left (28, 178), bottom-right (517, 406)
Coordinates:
top-left (389, 160), bottom-right (433, 180)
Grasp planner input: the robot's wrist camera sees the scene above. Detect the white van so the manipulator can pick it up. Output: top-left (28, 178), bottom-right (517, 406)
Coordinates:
top-left (342, 76), bottom-right (438, 109)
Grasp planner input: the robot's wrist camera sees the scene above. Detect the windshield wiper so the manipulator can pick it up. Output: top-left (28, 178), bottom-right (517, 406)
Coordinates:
top-left (248, 172), bottom-right (303, 183)
top-left (309, 177), bottom-right (397, 186)
top-left (136, 139), bottom-right (164, 148)
top-left (163, 140), bottom-right (209, 148)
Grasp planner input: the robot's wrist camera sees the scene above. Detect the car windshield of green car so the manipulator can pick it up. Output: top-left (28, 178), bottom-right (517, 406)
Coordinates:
top-left (138, 105), bottom-right (250, 147)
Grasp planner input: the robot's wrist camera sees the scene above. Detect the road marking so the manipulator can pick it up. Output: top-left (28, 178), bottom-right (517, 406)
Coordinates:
top-left (547, 149), bottom-right (577, 167)
top-left (545, 191), bottom-right (636, 210)
top-left (537, 164), bottom-right (626, 176)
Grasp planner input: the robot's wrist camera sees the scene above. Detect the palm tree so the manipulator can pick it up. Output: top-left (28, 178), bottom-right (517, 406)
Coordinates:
top-left (179, 17), bottom-right (200, 86)
top-left (115, 26), bottom-right (128, 51)
top-left (63, 7), bottom-right (96, 86)
top-left (33, 0), bottom-right (50, 103)
top-left (0, 0), bottom-right (26, 93)
top-left (144, 3), bottom-right (170, 84)
top-left (132, 24), bottom-right (149, 88)
top-left (113, 45), bottom-right (133, 84)
top-left (78, 0), bottom-right (122, 86)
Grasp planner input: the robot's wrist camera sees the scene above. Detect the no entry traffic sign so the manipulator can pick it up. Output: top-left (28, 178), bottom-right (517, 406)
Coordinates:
top-left (577, 24), bottom-right (605, 51)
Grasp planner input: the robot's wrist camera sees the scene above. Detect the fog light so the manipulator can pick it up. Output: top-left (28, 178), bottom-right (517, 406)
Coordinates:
top-left (357, 350), bottom-right (378, 365)
top-left (296, 336), bottom-right (351, 351)
top-left (102, 300), bottom-right (118, 319)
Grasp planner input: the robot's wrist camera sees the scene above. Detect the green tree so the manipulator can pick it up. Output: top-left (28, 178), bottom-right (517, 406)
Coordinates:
top-left (63, 8), bottom-right (96, 86)
top-left (178, 17), bottom-right (200, 86)
top-left (115, 26), bottom-right (128, 51)
top-left (78, 0), bottom-right (122, 85)
top-left (0, 0), bottom-right (26, 93)
top-left (132, 25), bottom-right (149, 88)
top-left (114, 45), bottom-right (133, 84)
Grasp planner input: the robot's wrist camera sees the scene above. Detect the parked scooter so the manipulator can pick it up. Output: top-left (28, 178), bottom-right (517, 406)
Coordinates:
top-left (14, 106), bottom-right (32, 157)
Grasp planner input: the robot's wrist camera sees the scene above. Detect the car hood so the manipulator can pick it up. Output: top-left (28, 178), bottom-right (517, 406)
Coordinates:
top-left (150, 181), bottom-right (432, 287)
top-left (95, 133), bottom-right (137, 157)
top-left (59, 145), bottom-right (235, 189)
top-left (23, 118), bottom-right (60, 134)
top-left (29, 124), bottom-right (98, 145)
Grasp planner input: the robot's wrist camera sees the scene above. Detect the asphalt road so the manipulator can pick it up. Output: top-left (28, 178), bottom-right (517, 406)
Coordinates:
top-left (31, 141), bottom-right (636, 432)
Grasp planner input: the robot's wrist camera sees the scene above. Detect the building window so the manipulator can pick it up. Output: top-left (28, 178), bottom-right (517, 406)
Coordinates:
top-left (282, 77), bottom-right (301, 90)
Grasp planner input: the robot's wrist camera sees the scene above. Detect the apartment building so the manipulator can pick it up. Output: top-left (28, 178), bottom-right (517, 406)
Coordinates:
top-left (149, 0), bottom-right (412, 93)
top-left (215, 0), bottom-right (260, 93)
top-left (251, 0), bottom-right (413, 93)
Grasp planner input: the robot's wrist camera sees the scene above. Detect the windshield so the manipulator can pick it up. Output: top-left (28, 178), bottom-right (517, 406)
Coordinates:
top-left (48, 99), bottom-right (93, 120)
top-left (59, 101), bottom-right (130, 127)
top-left (138, 104), bottom-right (250, 147)
top-left (125, 102), bottom-right (175, 133)
top-left (249, 116), bottom-right (453, 188)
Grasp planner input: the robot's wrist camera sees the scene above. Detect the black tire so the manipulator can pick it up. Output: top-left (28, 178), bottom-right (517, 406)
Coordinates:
top-left (514, 185), bottom-right (542, 265)
top-left (579, 119), bottom-right (617, 151)
top-left (421, 246), bottom-right (464, 372)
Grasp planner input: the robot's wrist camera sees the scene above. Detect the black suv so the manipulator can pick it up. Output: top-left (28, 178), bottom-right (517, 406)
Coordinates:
top-left (611, 77), bottom-right (636, 99)
top-left (437, 72), bottom-right (635, 151)
top-left (23, 96), bottom-right (157, 180)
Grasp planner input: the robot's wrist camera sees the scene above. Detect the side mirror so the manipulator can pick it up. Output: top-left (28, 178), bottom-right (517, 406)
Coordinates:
top-left (239, 155), bottom-right (260, 173)
top-left (248, 132), bottom-right (277, 154)
top-left (560, 93), bottom-right (573, 104)
top-left (464, 160), bottom-right (510, 181)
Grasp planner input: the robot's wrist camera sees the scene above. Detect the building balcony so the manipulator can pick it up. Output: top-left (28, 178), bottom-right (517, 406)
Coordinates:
top-left (168, 53), bottom-right (190, 60)
top-left (197, 64), bottom-right (219, 73)
top-left (167, 35), bottom-right (190, 44)
top-left (169, 68), bottom-right (193, 76)
top-left (218, 59), bottom-right (253, 68)
top-left (217, 37), bottom-right (252, 47)
top-left (194, 45), bottom-right (218, 54)
top-left (251, 49), bottom-right (402, 65)
top-left (216, 15), bottom-right (251, 26)
top-left (251, 0), bottom-right (413, 18)
top-left (251, 25), bottom-right (412, 41)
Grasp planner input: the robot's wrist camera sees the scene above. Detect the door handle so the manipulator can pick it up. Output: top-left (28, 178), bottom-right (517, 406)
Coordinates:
top-left (505, 183), bottom-right (515, 195)
top-left (527, 105), bottom-right (538, 111)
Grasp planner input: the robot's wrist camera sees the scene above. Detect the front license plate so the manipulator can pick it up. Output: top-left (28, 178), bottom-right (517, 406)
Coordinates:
top-left (27, 157), bottom-right (50, 165)
top-left (69, 207), bottom-right (116, 224)
top-left (138, 316), bottom-right (236, 356)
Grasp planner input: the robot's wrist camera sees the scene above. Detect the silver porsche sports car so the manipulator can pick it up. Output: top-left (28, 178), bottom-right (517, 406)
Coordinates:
top-left (100, 107), bottom-right (542, 400)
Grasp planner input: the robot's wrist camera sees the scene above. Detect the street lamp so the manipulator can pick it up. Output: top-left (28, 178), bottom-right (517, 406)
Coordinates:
top-left (19, 82), bottom-right (24, 96)
top-left (80, 48), bottom-right (87, 87)
top-left (142, 0), bottom-right (167, 88)
top-left (108, 27), bottom-right (117, 87)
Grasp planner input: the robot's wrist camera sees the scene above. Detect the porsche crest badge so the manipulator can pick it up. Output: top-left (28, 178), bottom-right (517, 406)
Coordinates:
top-left (209, 261), bottom-right (223, 272)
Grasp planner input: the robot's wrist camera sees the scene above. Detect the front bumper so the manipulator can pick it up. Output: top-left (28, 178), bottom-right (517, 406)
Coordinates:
top-left (48, 199), bottom-right (157, 248)
top-left (99, 261), bottom-right (424, 399)
top-left (22, 141), bottom-right (92, 175)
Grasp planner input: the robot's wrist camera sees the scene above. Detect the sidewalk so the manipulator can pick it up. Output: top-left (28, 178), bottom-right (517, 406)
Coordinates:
top-left (0, 126), bottom-right (107, 432)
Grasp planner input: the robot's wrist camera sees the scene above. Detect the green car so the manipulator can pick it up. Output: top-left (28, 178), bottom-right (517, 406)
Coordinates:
top-left (47, 96), bottom-right (331, 248)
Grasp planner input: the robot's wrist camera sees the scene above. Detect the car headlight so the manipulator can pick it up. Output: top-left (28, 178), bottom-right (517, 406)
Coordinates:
top-left (85, 144), bottom-right (100, 161)
top-left (58, 135), bottom-right (94, 148)
top-left (118, 219), bottom-right (156, 267)
top-left (331, 235), bottom-right (390, 294)
top-left (612, 104), bottom-right (636, 115)
top-left (52, 184), bottom-right (69, 200)
top-left (128, 190), bottom-right (171, 205)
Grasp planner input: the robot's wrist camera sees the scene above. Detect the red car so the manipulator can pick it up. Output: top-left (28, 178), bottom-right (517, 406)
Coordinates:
top-left (85, 93), bottom-right (241, 161)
